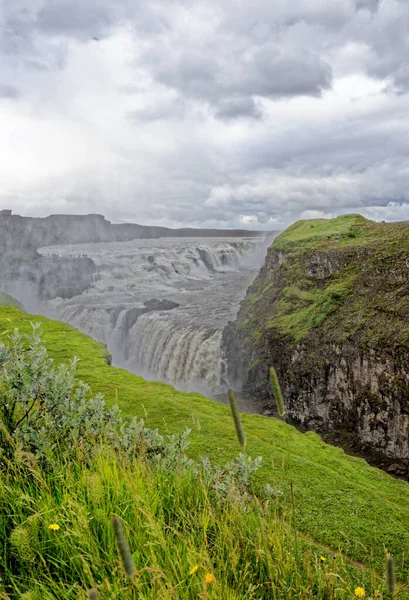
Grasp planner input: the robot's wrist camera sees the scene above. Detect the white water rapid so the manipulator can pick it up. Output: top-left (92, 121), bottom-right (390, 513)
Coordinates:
top-left (39, 236), bottom-right (271, 396)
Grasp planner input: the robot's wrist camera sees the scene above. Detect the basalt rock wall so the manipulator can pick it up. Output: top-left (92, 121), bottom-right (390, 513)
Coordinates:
top-left (222, 215), bottom-right (409, 468)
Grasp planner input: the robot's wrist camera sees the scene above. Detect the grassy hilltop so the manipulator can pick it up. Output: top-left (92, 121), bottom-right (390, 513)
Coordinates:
top-left (240, 214), bottom-right (409, 344)
top-left (1, 301), bottom-right (409, 597)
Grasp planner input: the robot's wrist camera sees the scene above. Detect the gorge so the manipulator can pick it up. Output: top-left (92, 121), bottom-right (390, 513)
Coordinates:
top-left (2, 211), bottom-right (409, 474)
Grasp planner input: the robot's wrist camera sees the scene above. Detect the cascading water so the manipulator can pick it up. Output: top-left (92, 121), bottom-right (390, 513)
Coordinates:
top-left (126, 314), bottom-right (222, 393)
top-left (39, 236), bottom-right (272, 396)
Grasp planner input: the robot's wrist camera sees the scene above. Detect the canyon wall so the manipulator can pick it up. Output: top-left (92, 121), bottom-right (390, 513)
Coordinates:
top-left (223, 215), bottom-right (409, 471)
top-left (0, 211), bottom-right (262, 254)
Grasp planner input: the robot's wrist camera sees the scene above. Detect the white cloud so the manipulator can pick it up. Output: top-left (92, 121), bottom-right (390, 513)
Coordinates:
top-left (0, 0), bottom-right (408, 228)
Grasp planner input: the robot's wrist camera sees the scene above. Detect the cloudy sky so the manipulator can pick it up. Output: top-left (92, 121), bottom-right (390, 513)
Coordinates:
top-left (0, 0), bottom-right (409, 229)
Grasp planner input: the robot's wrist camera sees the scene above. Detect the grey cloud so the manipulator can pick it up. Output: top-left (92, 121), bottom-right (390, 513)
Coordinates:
top-left (1, 0), bottom-right (409, 229)
top-left (214, 97), bottom-right (262, 120)
top-left (2, 0), bottom-right (407, 112)
top-left (243, 44), bottom-right (332, 98)
top-left (1, 0), bottom-right (116, 44)
top-left (0, 83), bottom-right (20, 98)
top-left (1, 0), bottom-right (165, 50)
top-left (37, 1), bottom-right (113, 37)
top-left (340, 2), bottom-right (409, 91)
top-left (355, 0), bottom-right (379, 13)
top-left (143, 39), bottom-right (332, 119)
top-left (127, 98), bottom-right (186, 122)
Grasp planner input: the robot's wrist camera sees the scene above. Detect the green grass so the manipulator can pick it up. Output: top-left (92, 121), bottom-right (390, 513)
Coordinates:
top-left (272, 214), bottom-right (368, 254)
top-left (267, 279), bottom-right (354, 340)
top-left (2, 305), bottom-right (409, 587)
top-left (2, 444), bottom-right (394, 599)
top-left (239, 214), bottom-right (409, 345)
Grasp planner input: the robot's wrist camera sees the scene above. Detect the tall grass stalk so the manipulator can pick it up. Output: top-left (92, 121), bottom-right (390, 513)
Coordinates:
top-left (228, 388), bottom-right (246, 449)
top-left (270, 367), bottom-right (286, 417)
top-left (386, 554), bottom-right (395, 595)
top-left (112, 517), bottom-right (136, 579)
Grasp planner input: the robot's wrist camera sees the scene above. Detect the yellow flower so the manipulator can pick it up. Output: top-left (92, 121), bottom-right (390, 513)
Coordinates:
top-left (354, 588), bottom-right (365, 598)
top-left (320, 556), bottom-right (327, 562)
top-left (48, 523), bottom-right (60, 531)
top-left (189, 565), bottom-right (199, 575)
top-left (204, 573), bottom-right (215, 584)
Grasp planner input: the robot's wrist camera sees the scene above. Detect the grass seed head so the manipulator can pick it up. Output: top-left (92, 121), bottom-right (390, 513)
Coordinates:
top-left (270, 367), bottom-right (286, 417)
top-left (112, 517), bottom-right (136, 578)
top-left (386, 553), bottom-right (395, 594)
top-left (228, 389), bottom-right (246, 449)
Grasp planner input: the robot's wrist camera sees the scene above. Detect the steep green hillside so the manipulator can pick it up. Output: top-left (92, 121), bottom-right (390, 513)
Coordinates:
top-left (1, 304), bottom-right (409, 583)
top-left (243, 214), bottom-right (409, 344)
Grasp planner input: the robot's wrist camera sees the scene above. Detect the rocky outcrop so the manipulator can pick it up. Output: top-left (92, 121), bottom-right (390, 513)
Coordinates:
top-left (222, 215), bottom-right (409, 470)
top-left (0, 253), bottom-right (96, 305)
top-left (121, 299), bottom-right (179, 331)
top-left (109, 299), bottom-right (179, 361)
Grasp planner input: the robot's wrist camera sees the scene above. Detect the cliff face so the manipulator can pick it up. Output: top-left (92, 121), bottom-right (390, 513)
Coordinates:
top-left (223, 215), bottom-right (409, 469)
top-left (0, 253), bottom-right (96, 305)
top-left (0, 212), bottom-right (263, 254)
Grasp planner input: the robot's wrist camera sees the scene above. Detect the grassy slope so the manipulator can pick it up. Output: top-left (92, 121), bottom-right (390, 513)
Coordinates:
top-left (245, 214), bottom-right (409, 345)
top-left (0, 291), bottom-right (23, 309)
top-left (1, 306), bottom-right (409, 579)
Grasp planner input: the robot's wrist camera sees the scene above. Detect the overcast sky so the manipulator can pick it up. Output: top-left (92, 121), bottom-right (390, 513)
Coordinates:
top-left (0, 0), bottom-right (409, 229)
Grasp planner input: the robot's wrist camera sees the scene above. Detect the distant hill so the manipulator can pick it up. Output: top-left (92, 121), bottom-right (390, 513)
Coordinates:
top-left (0, 211), bottom-right (265, 254)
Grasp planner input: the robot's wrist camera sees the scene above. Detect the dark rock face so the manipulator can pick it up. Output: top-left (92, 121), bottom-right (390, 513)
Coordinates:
top-left (0, 254), bottom-right (97, 304)
top-left (122, 299), bottom-right (179, 331)
top-left (222, 216), bottom-right (409, 469)
top-left (143, 299), bottom-right (179, 311)
top-left (37, 257), bottom-right (97, 300)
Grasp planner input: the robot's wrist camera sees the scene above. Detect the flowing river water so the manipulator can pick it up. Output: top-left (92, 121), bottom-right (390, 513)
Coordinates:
top-left (39, 236), bottom-right (273, 400)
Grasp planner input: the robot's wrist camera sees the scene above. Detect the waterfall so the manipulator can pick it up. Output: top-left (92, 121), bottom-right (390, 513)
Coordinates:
top-left (40, 236), bottom-right (271, 396)
top-left (124, 313), bottom-right (223, 393)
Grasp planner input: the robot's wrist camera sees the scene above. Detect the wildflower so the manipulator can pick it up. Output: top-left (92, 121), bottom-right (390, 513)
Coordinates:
top-left (189, 565), bottom-right (199, 575)
top-left (320, 556), bottom-right (326, 562)
top-left (354, 588), bottom-right (365, 598)
top-left (204, 573), bottom-right (215, 584)
top-left (48, 524), bottom-right (60, 531)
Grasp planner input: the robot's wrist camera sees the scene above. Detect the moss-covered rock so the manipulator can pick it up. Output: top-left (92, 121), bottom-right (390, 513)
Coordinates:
top-left (223, 215), bottom-right (409, 465)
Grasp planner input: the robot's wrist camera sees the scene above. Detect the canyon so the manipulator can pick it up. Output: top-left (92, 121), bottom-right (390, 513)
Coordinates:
top-left (3, 210), bottom-right (409, 473)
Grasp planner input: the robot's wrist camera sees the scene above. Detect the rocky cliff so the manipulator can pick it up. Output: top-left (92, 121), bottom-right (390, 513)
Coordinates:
top-left (0, 252), bottom-right (96, 306)
top-left (223, 215), bottom-right (409, 472)
top-left (0, 211), bottom-right (262, 254)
